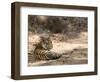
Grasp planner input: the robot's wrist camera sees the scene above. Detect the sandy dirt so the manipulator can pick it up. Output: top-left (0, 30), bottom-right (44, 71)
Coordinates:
top-left (28, 32), bottom-right (88, 66)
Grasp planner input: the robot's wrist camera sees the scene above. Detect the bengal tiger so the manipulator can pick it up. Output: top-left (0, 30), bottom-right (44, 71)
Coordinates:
top-left (34, 35), bottom-right (61, 61)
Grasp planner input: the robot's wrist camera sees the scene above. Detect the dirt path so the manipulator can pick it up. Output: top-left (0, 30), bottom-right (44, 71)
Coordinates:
top-left (51, 41), bottom-right (87, 54)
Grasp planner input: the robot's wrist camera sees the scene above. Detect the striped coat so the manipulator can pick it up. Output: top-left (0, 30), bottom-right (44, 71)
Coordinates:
top-left (34, 35), bottom-right (61, 61)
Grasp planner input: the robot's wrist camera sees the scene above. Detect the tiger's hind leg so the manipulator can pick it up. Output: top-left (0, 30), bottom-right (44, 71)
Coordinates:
top-left (46, 51), bottom-right (62, 60)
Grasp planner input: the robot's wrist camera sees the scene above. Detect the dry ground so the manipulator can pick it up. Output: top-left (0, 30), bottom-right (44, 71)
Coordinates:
top-left (28, 32), bottom-right (88, 66)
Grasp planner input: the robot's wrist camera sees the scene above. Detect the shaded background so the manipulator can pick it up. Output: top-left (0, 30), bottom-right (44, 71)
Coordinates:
top-left (28, 15), bottom-right (87, 39)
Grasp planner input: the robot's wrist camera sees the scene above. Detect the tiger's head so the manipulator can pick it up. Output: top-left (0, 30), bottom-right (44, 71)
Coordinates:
top-left (35, 34), bottom-right (53, 50)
